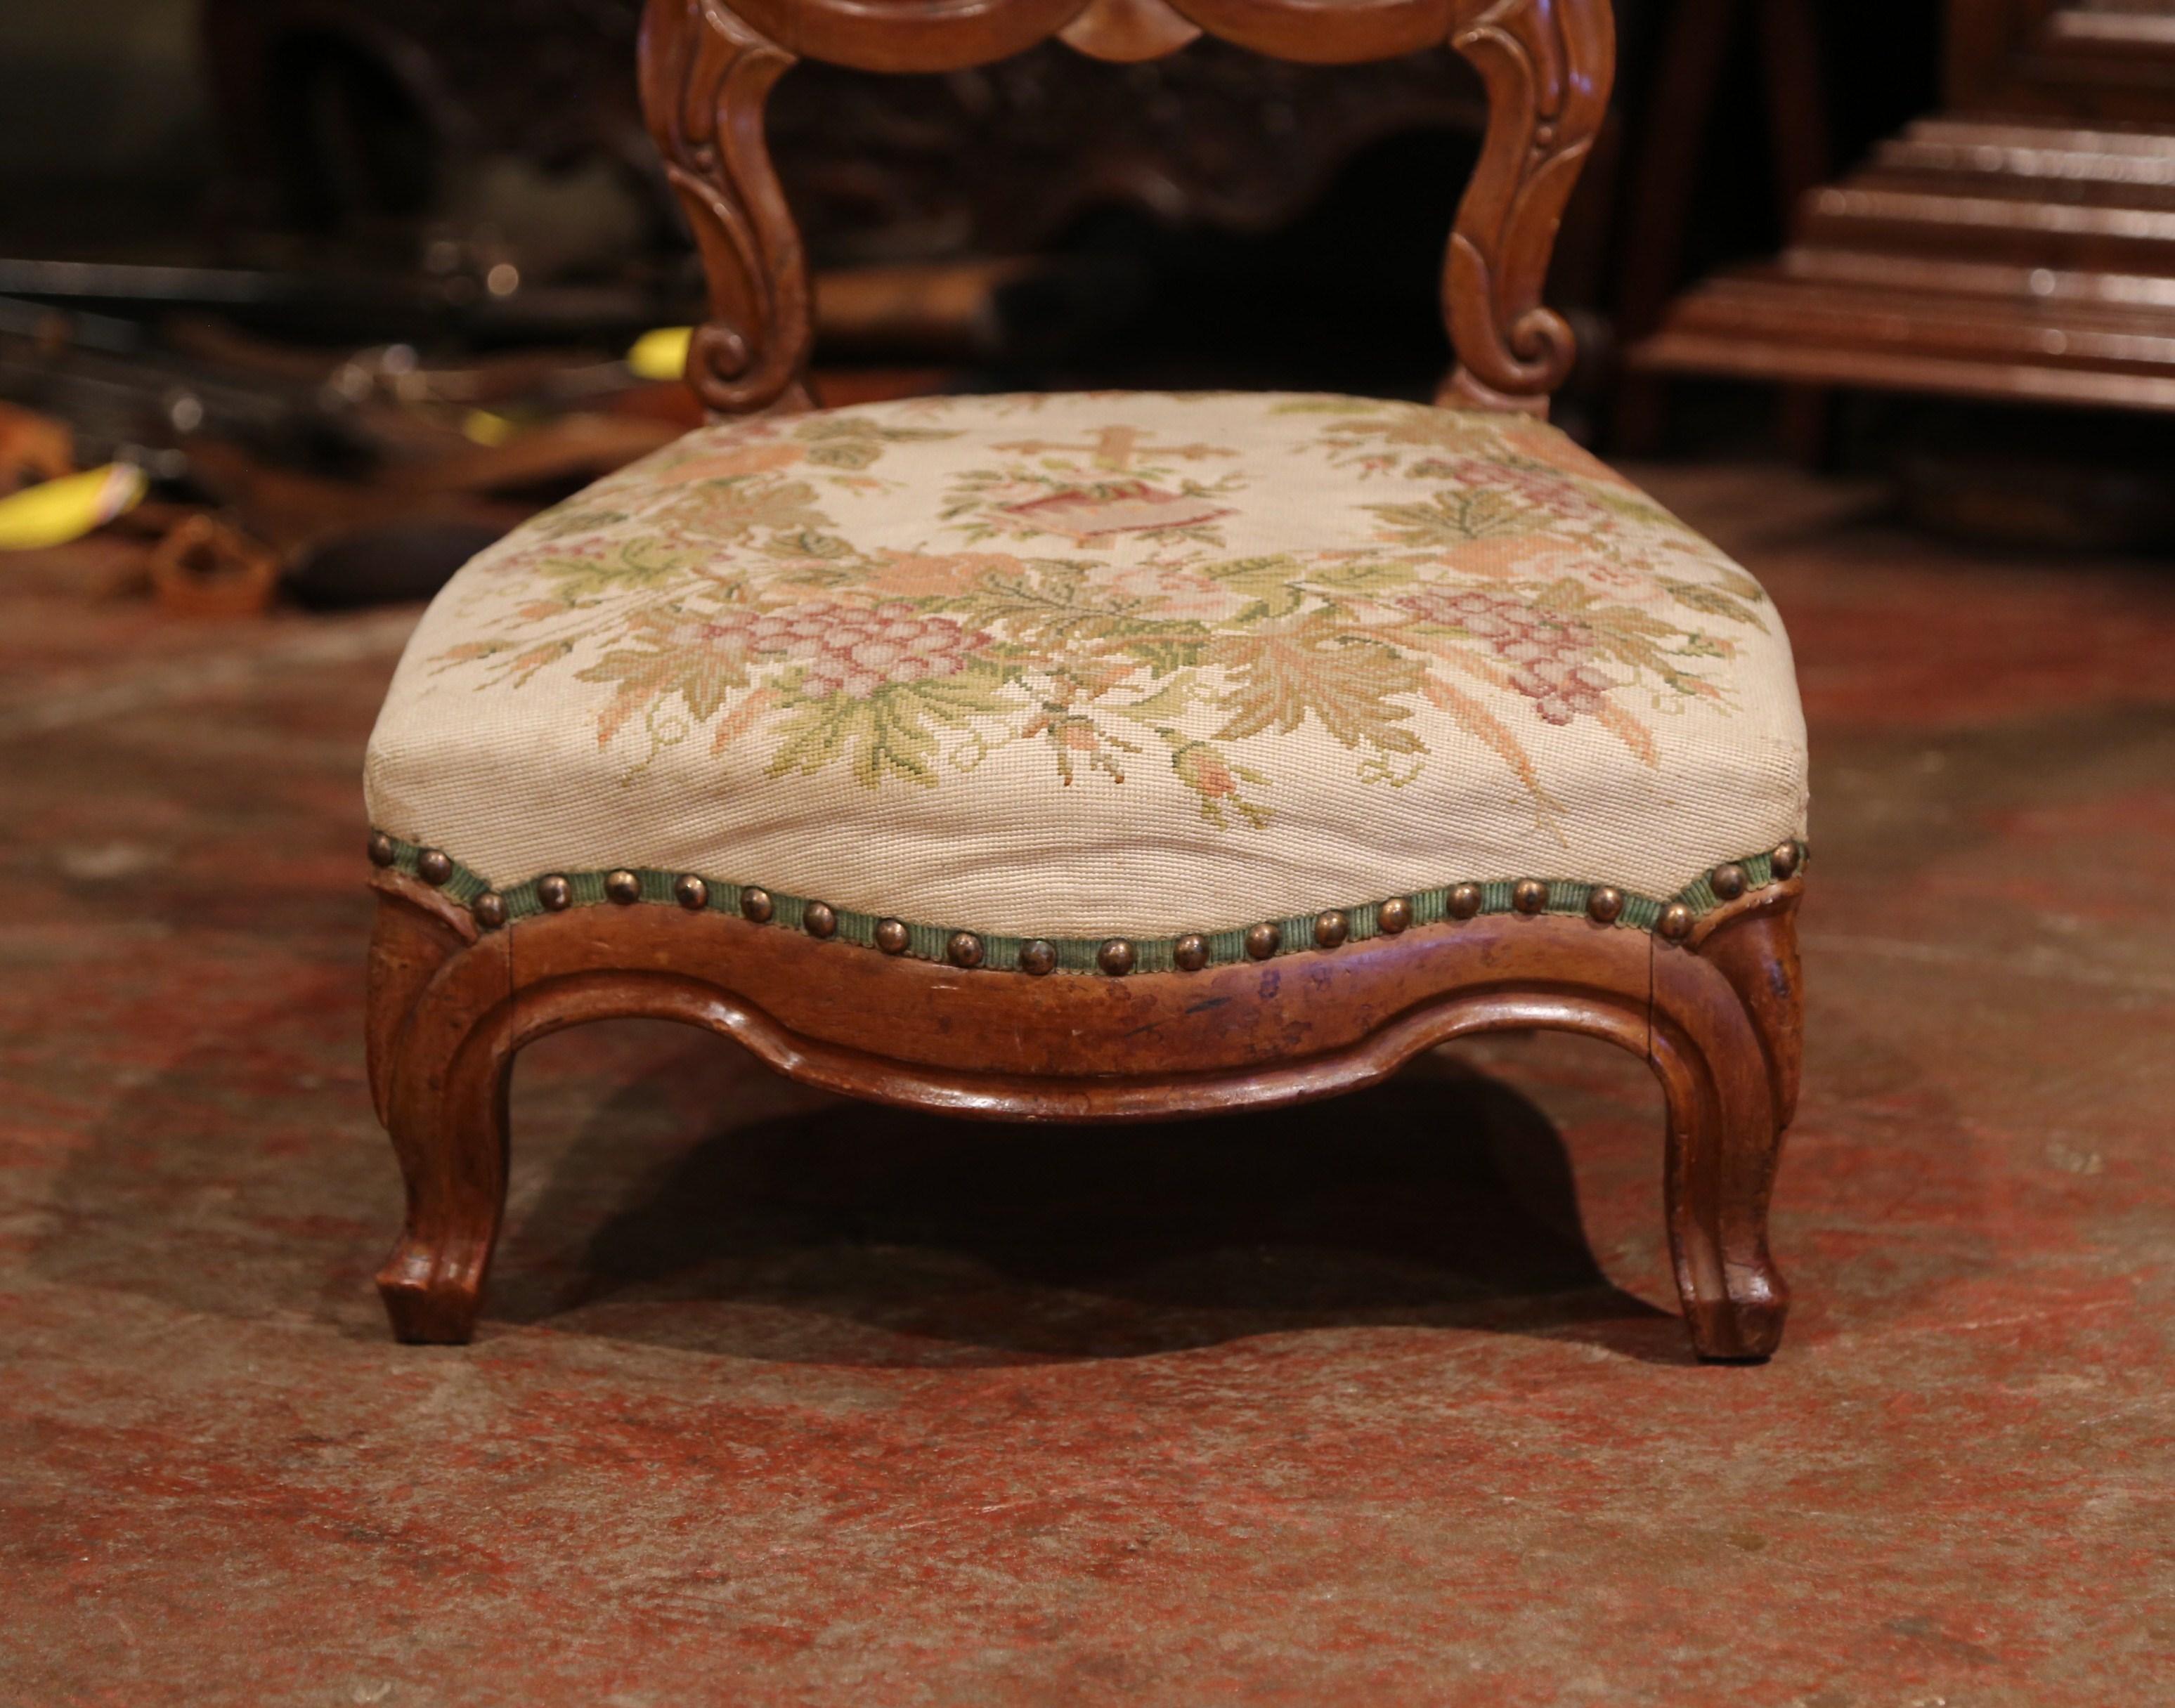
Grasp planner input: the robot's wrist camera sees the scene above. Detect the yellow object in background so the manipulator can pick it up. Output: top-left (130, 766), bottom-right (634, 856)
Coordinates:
top-left (0, 464), bottom-right (148, 552)
top-left (626, 326), bottom-right (694, 383)
top-left (461, 410), bottom-right (518, 446)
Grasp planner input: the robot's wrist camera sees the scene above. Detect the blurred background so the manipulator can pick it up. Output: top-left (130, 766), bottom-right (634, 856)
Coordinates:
top-left (25, 0), bottom-right (2175, 609)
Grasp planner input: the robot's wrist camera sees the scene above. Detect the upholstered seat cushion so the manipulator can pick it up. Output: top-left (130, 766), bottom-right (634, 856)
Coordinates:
top-left (365, 391), bottom-right (1807, 959)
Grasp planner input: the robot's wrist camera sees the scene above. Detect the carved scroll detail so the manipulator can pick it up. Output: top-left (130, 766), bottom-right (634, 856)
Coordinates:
top-left (1060, 0), bottom-right (1202, 62)
top-left (1439, 0), bottom-right (1614, 415)
top-left (639, 0), bottom-right (815, 415)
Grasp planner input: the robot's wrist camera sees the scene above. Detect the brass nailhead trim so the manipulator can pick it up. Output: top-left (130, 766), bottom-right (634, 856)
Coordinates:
top-left (373, 837), bottom-right (1800, 968)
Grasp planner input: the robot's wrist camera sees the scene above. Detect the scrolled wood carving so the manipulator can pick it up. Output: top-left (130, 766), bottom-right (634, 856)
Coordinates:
top-left (1059, 0), bottom-right (1201, 63)
top-left (640, 0), bottom-right (817, 414)
top-left (1439, 0), bottom-right (1614, 413)
top-left (642, 0), bottom-right (1614, 417)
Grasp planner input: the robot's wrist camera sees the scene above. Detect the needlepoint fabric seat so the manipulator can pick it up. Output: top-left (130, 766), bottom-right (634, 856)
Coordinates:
top-left (365, 390), bottom-right (1808, 967)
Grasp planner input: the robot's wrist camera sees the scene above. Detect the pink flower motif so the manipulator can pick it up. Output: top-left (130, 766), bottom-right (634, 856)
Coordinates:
top-left (1566, 556), bottom-right (1670, 606)
top-left (1435, 455), bottom-right (1611, 523)
top-left (1100, 561), bottom-right (1248, 622)
top-left (709, 599), bottom-right (988, 700)
top-left (1400, 588), bottom-right (1615, 726)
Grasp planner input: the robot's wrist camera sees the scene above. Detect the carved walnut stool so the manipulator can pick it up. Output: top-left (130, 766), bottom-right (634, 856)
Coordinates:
top-left (360, 0), bottom-right (1808, 1362)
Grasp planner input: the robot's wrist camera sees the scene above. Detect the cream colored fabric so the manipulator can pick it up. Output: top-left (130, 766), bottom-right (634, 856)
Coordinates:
top-left (365, 392), bottom-right (1808, 936)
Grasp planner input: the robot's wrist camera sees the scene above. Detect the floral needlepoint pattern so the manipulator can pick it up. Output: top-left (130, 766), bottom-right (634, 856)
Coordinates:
top-left (365, 392), bottom-right (1809, 939)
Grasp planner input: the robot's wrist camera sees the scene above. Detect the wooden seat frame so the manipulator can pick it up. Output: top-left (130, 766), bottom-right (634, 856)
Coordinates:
top-left (365, 0), bottom-right (1805, 1362)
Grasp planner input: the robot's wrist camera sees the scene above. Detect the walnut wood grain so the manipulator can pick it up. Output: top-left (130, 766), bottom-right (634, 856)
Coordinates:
top-left (640, 0), bottom-right (817, 415)
top-left (1438, 0), bottom-right (1614, 413)
top-left (637, 0), bottom-right (1614, 416)
top-left (1058, 0), bottom-right (1201, 61)
top-left (367, 868), bottom-right (1799, 1357)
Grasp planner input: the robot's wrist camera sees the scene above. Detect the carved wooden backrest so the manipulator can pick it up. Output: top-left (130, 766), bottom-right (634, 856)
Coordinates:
top-left (638, 0), bottom-right (1615, 417)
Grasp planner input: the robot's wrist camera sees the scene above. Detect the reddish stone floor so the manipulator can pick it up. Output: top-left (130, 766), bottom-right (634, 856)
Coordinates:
top-left (3, 466), bottom-right (2172, 1704)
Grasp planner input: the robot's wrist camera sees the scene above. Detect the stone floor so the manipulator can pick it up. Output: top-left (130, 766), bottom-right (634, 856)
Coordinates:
top-left (2, 464), bottom-right (2172, 1705)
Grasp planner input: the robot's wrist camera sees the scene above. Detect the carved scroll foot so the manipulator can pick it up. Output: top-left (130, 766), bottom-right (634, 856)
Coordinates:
top-left (1652, 892), bottom-right (1803, 1363)
top-left (367, 875), bottom-right (517, 1345)
top-left (375, 1033), bottom-right (512, 1344)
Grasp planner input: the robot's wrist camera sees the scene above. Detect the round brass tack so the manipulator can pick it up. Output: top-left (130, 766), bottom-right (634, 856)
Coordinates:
top-left (1710, 862), bottom-right (1749, 901)
top-left (1770, 840), bottom-right (1803, 881)
top-left (472, 892), bottom-right (507, 930)
top-left (804, 901), bottom-right (838, 939)
top-left (874, 918), bottom-right (909, 955)
top-left (1018, 939), bottom-right (1057, 977)
top-left (1245, 922), bottom-right (1282, 961)
top-left (604, 868), bottom-right (642, 905)
top-left (1447, 883), bottom-right (1483, 921)
top-left (947, 932), bottom-right (985, 970)
top-left (416, 848), bottom-right (453, 887)
top-left (1587, 885), bottom-right (1625, 925)
top-left (1659, 902), bottom-right (1696, 942)
top-left (1098, 939), bottom-right (1136, 977)
top-left (366, 831), bottom-right (397, 868)
top-left (1512, 878), bottom-right (1550, 915)
top-left (1174, 934), bottom-right (1209, 973)
top-left (1377, 897), bottom-right (1413, 936)
top-left (1313, 911), bottom-right (1350, 950)
top-left (536, 874), bottom-right (572, 912)
top-left (740, 886), bottom-right (774, 924)
top-left (673, 874), bottom-right (708, 911)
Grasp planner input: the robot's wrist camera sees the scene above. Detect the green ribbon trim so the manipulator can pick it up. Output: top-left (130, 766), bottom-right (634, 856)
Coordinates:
top-left (372, 836), bottom-right (1804, 974)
